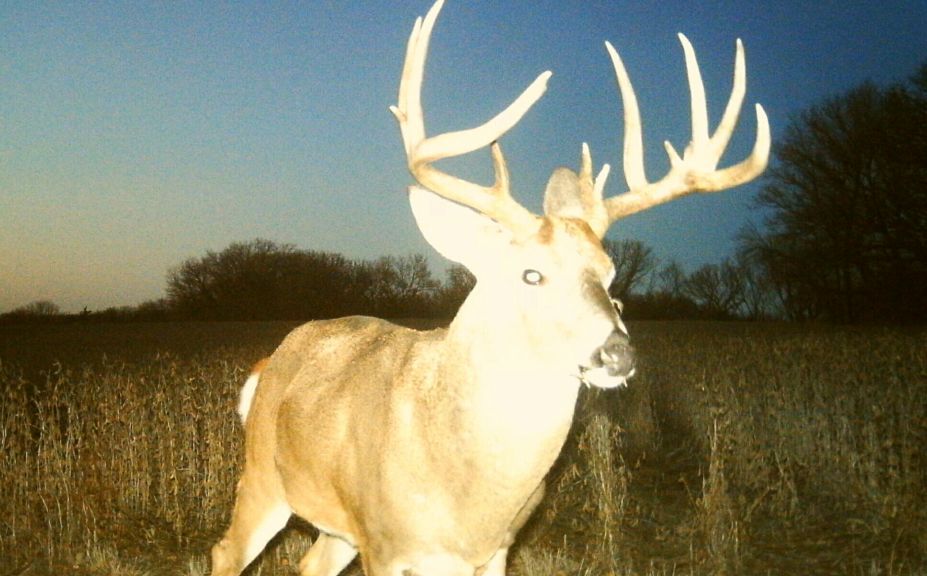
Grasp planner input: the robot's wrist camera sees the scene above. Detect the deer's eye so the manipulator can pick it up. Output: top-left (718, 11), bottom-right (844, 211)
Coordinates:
top-left (522, 269), bottom-right (544, 286)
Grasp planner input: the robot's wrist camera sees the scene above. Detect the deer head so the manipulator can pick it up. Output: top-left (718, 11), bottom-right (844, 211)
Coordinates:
top-left (390, 0), bottom-right (769, 389)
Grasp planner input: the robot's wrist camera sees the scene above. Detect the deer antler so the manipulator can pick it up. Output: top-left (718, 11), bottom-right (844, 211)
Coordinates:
top-left (389, 0), bottom-right (549, 236)
top-left (602, 34), bottom-right (771, 223)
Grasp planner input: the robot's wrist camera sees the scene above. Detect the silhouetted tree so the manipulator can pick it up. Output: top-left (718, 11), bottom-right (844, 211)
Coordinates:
top-left (621, 260), bottom-right (698, 320)
top-left (734, 251), bottom-right (779, 320)
top-left (683, 259), bottom-right (746, 319)
top-left (365, 254), bottom-right (439, 317)
top-left (602, 238), bottom-right (656, 299)
top-left (166, 239), bottom-right (374, 320)
top-left (0, 300), bottom-right (61, 322)
top-left (742, 67), bottom-right (927, 322)
top-left (432, 264), bottom-right (476, 317)
top-left (15, 300), bottom-right (61, 316)
top-left (657, 261), bottom-right (687, 299)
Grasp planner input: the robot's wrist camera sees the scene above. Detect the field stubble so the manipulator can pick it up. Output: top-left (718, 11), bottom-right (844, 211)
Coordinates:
top-left (0, 320), bottom-right (925, 575)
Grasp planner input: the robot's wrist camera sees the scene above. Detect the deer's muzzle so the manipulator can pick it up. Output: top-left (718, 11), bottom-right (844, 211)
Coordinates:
top-left (579, 330), bottom-right (636, 389)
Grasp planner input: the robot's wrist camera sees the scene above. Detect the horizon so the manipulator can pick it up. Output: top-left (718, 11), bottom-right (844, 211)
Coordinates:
top-left (3, 1), bottom-right (926, 313)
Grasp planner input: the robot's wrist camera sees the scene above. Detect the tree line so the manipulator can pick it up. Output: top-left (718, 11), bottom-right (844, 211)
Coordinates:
top-left (5, 62), bottom-right (925, 324)
top-left (163, 239), bottom-right (465, 320)
top-left (161, 237), bottom-right (782, 321)
top-left (2, 237), bottom-right (776, 323)
top-left (742, 63), bottom-right (927, 322)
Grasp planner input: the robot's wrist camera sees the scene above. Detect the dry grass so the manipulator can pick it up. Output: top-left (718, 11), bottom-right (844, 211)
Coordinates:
top-left (1, 321), bottom-right (925, 575)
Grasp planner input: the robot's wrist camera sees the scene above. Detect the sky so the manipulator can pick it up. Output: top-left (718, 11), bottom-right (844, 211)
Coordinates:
top-left (2, 1), bottom-right (926, 314)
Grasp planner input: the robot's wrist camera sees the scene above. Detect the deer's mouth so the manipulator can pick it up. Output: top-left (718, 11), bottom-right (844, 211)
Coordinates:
top-left (578, 335), bottom-right (636, 389)
top-left (578, 363), bottom-right (636, 389)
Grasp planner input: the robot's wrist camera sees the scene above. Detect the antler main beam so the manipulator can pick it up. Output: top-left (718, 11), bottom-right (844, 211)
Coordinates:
top-left (390, 0), bottom-right (549, 235)
top-left (603, 34), bottom-right (771, 222)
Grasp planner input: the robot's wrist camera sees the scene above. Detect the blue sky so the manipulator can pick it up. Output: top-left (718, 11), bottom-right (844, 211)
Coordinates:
top-left (2, 1), bottom-right (925, 313)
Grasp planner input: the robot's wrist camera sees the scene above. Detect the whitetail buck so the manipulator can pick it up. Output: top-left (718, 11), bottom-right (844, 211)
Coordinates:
top-left (210, 1), bottom-right (769, 574)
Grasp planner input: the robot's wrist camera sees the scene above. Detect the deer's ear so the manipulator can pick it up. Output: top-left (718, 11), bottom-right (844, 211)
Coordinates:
top-left (409, 186), bottom-right (511, 275)
top-left (543, 164), bottom-right (610, 237)
top-left (542, 167), bottom-right (585, 220)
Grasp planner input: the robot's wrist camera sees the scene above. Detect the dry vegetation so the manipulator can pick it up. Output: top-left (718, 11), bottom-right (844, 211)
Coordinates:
top-left (1, 321), bottom-right (925, 575)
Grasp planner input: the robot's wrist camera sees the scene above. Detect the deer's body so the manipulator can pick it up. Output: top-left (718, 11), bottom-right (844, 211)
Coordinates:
top-left (240, 314), bottom-right (570, 572)
top-left (222, 214), bottom-right (622, 575)
top-left (209, 0), bottom-right (769, 574)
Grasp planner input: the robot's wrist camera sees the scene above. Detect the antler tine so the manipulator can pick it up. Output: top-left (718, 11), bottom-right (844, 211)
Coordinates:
top-left (574, 143), bottom-right (612, 237)
top-left (392, 2), bottom-right (433, 158)
top-left (604, 41), bottom-right (647, 192)
top-left (390, 0), bottom-right (549, 236)
top-left (707, 37), bottom-right (746, 160)
top-left (603, 36), bottom-right (771, 223)
top-left (680, 35), bottom-right (709, 155)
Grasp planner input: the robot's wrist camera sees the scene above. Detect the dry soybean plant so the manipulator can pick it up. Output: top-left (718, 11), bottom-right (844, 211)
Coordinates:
top-left (2, 323), bottom-right (926, 574)
top-left (0, 351), bottom-right (248, 571)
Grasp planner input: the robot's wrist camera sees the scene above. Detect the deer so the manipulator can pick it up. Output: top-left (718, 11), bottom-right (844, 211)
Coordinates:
top-left (209, 1), bottom-right (770, 574)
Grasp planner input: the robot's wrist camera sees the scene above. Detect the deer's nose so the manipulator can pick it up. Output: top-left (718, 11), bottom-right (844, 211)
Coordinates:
top-left (596, 330), bottom-right (635, 378)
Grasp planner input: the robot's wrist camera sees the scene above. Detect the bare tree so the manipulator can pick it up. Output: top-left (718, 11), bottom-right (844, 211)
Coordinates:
top-left (620, 259), bottom-right (700, 319)
top-left (734, 248), bottom-right (779, 319)
top-left (166, 239), bottom-right (374, 320)
top-left (657, 260), bottom-right (687, 298)
top-left (743, 69), bottom-right (927, 322)
top-left (602, 238), bottom-right (656, 299)
top-left (392, 254), bottom-right (440, 299)
top-left (433, 264), bottom-right (476, 316)
top-left (366, 254), bottom-right (439, 316)
top-left (5, 300), bottom-right (61, 317)
top-left (684, 259), bottom-right (746, 318)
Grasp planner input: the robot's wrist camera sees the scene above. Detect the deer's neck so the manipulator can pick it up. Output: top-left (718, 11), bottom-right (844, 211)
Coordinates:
top-left (427, 290), bottom-right (582, 485)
